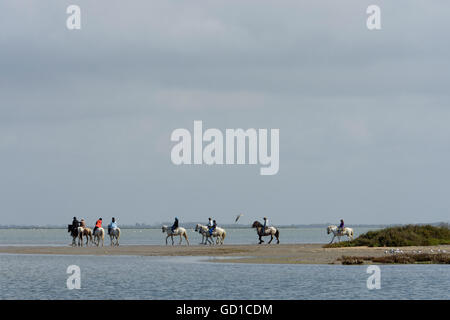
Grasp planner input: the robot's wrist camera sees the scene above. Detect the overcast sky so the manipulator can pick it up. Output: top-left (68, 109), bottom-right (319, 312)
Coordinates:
top-left (1, 1), bottom-right (450, 226)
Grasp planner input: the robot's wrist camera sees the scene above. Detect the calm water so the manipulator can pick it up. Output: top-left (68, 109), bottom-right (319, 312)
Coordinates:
top-left (0, 254), bottom-right (448, 300)
top-left (0, 227), bottom-right (379, 246)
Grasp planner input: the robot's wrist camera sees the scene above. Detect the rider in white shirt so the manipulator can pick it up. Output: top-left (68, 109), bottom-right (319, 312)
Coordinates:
top-left (207, 218), bottom-right (214, 235)
top-left (108, 217), bottom-right (118, 235)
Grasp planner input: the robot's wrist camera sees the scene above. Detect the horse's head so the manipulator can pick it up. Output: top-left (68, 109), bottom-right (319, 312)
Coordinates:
top-left (67, 224), bottom-right (72, 233)
top-left (162, 225), bottom-right (167, 233)
top-left (252, 221), bottom-right (261, 228)
top-left (327, 225), bottom-right (338, 234)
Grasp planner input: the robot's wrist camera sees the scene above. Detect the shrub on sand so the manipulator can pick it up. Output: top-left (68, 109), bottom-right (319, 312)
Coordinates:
top-left (324, 224), bottom-right (450, 248)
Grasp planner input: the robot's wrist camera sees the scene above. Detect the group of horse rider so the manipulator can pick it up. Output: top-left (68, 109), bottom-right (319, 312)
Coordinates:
top-left (171, 217), bottom-right (218, 235)
top-left (70, 216), bottom-right (347, 244)
top-left (172, 216), bottom-right (273, 235)
top-left (70, 217), bottom-right (118, 236)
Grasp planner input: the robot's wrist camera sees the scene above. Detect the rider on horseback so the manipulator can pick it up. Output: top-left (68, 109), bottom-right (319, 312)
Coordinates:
top-left (108, 217), bottom-right (117, 235)
top-left (93, 218), bottom-right (102, 235)
top-left (338, 219), bottom-right (344, 233)
top-left (262, 217), bottom-right (269, 235)
top-left (171, 217), bottom-right (179, 232)
top-left (207, 218), bottom-right (216, 235)
top-left (71, 217), bottom-right (79, 237)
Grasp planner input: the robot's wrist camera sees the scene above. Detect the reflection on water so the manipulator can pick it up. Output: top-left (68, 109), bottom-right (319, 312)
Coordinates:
top-left (0, 254), bottom-right (448, 300)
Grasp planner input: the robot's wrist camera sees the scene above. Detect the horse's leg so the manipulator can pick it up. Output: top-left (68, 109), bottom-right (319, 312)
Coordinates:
top-left (184, 233), bottom-right (189, 246)
top-left (329, 234), bottom-right (335, 244)
top-left (268, 234), bottom-right (273, 244)
top-left (166, 235), bottom-right (169, 245)
top-left (179, 235), bottom-right (182, 245)
top-left (171, 235), bottom-right (174, 245)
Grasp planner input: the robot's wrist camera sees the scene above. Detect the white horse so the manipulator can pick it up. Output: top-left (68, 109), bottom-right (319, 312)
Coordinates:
top-left (195, 224), bottom-right (214, 245)
top-left (162, 225), bottom-right (190, 245)
top-left (109, 227), bottom-right (121, 246)
top-left (195, 224), bottom-right (226, 245)
top-left (327, 225), bottom-right (354, 243)
top-left (93, 227), bottom-right (105, 247)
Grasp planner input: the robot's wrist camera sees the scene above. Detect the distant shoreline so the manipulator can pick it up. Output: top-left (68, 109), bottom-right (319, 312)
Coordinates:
top-left (1, 223), bottom-right (444, 230)
top-left (1, 244), bottom-right (449, 265)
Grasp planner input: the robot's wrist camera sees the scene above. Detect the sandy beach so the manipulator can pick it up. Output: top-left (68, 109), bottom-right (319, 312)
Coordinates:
top-left (1, 244), bottom-right (449, 264)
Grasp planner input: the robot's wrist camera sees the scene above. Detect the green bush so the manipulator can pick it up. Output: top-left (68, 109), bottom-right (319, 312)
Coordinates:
top-left (324, 224), bottom-right (450, 248)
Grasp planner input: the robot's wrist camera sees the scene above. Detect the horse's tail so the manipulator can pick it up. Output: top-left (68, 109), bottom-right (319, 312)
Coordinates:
top-left (275, 229), bottom-right (280, 239)
top-left (222, 230), bottom-right (226, 240)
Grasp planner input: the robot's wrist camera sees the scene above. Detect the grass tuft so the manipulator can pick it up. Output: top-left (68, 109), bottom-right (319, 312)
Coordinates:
top-left (338, 253), bottom-right (450, 265)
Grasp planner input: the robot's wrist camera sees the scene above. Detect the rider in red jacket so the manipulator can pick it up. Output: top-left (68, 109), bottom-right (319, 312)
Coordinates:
top-left (93, 218), bottom-right (102, 235)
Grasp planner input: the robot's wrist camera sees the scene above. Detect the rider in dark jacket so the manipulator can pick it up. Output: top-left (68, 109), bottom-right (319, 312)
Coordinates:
top-left (71, 217), bottom-right (79, 237)
top-left (171, 217), bottom-right (179, 232)
top-left (338, 219), bottom-right (345, 232)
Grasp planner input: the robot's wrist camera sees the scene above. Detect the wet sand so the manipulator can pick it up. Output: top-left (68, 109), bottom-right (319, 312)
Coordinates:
top-left (1, 244), bottom-right (449, 264)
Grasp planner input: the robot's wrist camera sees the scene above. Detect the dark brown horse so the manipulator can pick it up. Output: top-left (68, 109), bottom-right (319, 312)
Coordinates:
top-left (67, 224), bottom-right (83, 246)
top-left (252, 221), bottom-right (280, 244)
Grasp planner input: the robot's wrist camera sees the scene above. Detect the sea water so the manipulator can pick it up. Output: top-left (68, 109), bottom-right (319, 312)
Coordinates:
top-left (0, 254), bottom-right (448, 300)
